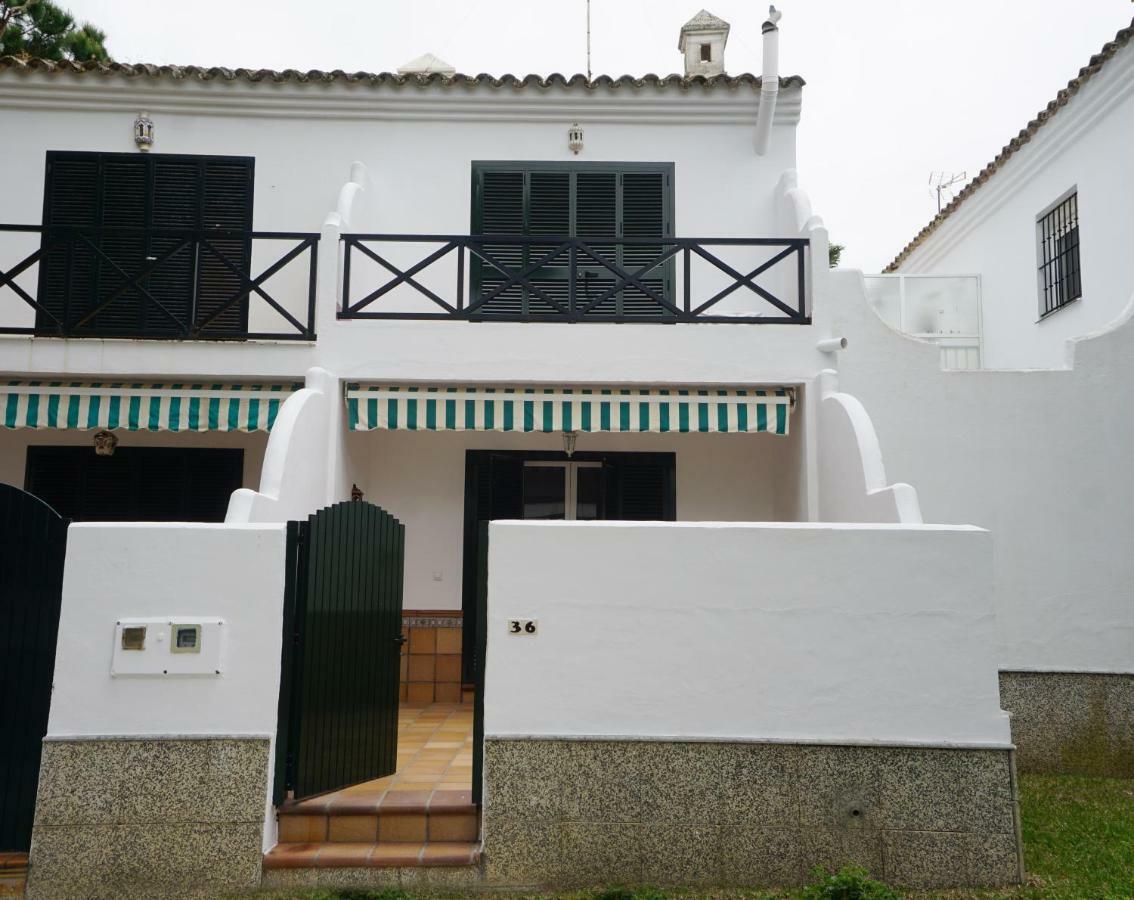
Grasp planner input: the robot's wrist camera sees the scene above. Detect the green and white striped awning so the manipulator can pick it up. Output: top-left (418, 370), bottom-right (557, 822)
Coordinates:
top-left (347, 384), bottom-right (794, 435)
top-left (2, 381), bottom-right (302, 432)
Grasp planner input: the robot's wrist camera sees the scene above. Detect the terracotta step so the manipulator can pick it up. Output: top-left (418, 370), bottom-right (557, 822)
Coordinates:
top-left (278, 788), bottom-right (478, 844)
top-left (263, 840), bottom-right (480, 869)
top-left (0, 853), bottom-right (28, 897)
top-left (461, 684), bottom-right (475, 703)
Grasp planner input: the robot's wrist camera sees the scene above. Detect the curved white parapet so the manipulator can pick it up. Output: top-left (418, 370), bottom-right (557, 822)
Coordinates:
top-left (817, 370), bottom-right (922, 524)
top-left (225, 367), bottom-right (338, 523)
top-left (776, 170), bottom-right (828, 320)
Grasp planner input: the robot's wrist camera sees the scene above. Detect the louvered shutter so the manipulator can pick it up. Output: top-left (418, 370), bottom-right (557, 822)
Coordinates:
top-left (197, 159), bottom-right (253, 335)
top-left (37, 152), bottom-right (253, 338)
top-left (475, 170), bottom-right (525, 316)
top-left (620, 172), bottom-right (670, 317)
top-left (472, 163), bottom-right (673, 319)
top-left (575, 172), bottom-right (618, 316)
top-left (24, 446), bottom-right (243, 522)
top-left (608, 456), bottom-right (675, 521)
top-left (37, 155), bottom-right (100, 332)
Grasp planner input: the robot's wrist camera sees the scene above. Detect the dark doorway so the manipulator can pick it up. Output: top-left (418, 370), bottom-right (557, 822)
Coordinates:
top-left (24, 446), bottom-right (243, 522)
top-left (0, 484), bottom-right (68, 852)
top-left (460, 450), bottom-right (675, 682)
top-left (274, 501), bottom-right (406, 803)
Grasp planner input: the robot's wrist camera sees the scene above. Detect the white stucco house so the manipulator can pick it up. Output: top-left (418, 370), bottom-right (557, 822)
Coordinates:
top-left (0, 9), bottom-right (1130, 898)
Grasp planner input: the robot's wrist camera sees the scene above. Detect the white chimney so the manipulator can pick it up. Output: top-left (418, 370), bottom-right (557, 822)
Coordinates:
top-left (397, 53), bottom-right (456, 76)
top-left (678, 10), bottom-right (730, 77)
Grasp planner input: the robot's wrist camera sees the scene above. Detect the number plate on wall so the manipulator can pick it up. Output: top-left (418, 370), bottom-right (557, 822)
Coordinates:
top-left (507, 619), bottom-right (538, 635)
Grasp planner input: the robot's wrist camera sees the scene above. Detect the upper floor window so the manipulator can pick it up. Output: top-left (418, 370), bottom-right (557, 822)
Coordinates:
top-left (38, 151), bottom-right (254, 338)
top-left (470, 161), bottom-right (674, 319)
top-left (1036, 190), bottom-right (1081, 318)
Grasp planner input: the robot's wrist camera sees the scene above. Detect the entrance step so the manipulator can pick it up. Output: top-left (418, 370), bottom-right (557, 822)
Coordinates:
top-left (0, 852), bottom-right (28, 897)
top-left (263, 840), bottom-right (480, 870)
top-left (277, 788), bottom-right (478, 844)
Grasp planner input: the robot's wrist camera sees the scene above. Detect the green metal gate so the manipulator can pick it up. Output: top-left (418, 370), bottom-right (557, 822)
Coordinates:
top-left (0, 484), bottom-right (69, 851)
top-left (274, 501), bottom-right (405, 803)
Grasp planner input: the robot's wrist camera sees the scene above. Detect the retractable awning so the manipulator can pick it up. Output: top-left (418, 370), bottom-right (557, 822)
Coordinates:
top-left (346, 384), bottom-right (794, 436)
top-left (1, 381), bottom-right (301, 432)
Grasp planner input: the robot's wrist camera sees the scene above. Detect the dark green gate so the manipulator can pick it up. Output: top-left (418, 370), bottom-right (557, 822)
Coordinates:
top-left (0, 484), bottom-right (69, 851)
top-left (274, 501), bottom-right (405, 803)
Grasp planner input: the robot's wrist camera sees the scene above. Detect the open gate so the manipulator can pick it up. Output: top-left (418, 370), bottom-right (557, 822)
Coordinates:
top-left (0, 484), bottom-right (69, 852)
top-left (274, 501), bottom-right (405, 803)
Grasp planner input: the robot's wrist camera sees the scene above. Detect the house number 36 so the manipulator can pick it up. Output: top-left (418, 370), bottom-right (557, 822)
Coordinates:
top-left (507, 619), bottom-right (538, 635)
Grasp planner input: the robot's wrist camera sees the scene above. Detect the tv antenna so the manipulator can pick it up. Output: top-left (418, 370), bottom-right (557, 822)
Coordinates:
top-left (585, 0), bottom-right (592, 80)
top-left (928, 171), bottom-right (967, 213)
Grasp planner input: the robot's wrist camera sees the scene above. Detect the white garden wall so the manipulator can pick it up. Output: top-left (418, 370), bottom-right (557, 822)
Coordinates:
top-left (833, 269), bottom-right (1134, 673)
top-left (484, 520), bottom-right (1010, 747)
top-left (892, 45), bottom-right (1134, 369)
top-left (48, 522), bottom-right (288, 849)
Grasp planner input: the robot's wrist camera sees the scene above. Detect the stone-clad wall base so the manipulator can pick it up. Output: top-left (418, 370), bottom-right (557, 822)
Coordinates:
top-left (1000, 672), bottom-right (1134, 777)
top-left (482, 739), bottom-right (1023, 890)
top-left (26, 737), bottom-right (270, 900)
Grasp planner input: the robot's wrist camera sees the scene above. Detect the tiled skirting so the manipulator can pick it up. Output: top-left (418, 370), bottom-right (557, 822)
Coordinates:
top-left (481, 738), bottom-right (1023, 890)
top-left (26, 736), bottom-right (269, 899)
top-left (400, 611), bottom-right (463, 704)
top-left (1000, 671), bottom-right (1134, 777)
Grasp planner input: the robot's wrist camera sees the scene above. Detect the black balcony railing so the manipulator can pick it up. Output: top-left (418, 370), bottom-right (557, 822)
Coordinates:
top-left (340, 234), bottom-right (810, 324)
top-left (0, 225), bottom-right (319, 340)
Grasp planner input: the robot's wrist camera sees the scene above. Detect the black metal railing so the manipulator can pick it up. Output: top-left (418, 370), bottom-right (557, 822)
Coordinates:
top-left (0, 224), bottom-right (319, 340)
top-left (340, 234), bottom-right (810, 324)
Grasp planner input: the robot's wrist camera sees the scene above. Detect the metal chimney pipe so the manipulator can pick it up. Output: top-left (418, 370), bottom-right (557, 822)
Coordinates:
top-left (754, 6), bottom-right (782, 156)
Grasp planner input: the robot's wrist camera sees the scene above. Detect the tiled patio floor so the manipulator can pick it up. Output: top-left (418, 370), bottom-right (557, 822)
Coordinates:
top-left (285, 701), bottom-right (473, 813)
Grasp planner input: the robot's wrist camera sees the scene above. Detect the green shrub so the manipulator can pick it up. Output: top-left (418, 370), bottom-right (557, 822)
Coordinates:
top-left (802, 865), bottom-right (899, 900)
top-left (592, 889), bottom-right (667, 900)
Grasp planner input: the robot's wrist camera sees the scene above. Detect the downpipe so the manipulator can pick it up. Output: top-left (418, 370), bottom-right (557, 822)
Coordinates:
top-left (754, 6), bottom-right (782, 156)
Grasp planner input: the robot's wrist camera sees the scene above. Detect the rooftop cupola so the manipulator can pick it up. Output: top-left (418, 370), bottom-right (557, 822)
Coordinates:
top-left (397, 53), bottom-right (456, 76)
top-left (678, 9), bottom-right (730, 77)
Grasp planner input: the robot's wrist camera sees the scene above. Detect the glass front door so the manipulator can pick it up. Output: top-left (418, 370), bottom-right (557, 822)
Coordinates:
top-left (522, 461), bottom-right (605, 521)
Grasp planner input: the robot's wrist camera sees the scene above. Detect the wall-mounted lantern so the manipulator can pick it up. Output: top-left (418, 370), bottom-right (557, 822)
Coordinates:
top-left (133, 111), bottom-right (154, 151)
top-left (563, 430), bottom-right (578, 457)
top-left (93, 430), bottom-right (119, 457)
top-left (567, 123), bottom-right (584, 155)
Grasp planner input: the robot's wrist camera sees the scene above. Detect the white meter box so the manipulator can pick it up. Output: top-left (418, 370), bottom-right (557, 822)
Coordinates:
top-left (111, 617), bottom-right (225, 677)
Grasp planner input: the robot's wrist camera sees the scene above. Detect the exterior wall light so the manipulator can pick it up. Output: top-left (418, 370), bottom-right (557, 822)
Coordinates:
top-left (563, 431), bottom-right (578, 457)
top-left (93, 430), bottom-right (119, 456)
top-left (568, 123), bottom-right (584, 155)
top-left (133, 111), bottom-right (154, 151)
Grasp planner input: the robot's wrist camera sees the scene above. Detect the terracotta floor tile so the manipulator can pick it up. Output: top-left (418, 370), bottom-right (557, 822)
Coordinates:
top-left (327, 815), bottom-right (378, 842)
top-left (263, 844), bottom-right (322, 869)
top-left (316, 842), bottom-right (375, 867)
top-left (421, 842), bottom-right (478, 865)
top-left (370, 843), bottom-right (424, 867)
top-left (277, 814), bottom-right (327, 843)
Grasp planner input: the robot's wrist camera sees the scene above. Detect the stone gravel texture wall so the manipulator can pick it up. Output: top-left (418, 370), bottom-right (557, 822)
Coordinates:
top-left (1000, 672), bottom-right (1134, 777)
top-left (26, 737), bottom-right (269, 900)
top-left (482, 739), bottom-right (1023, 890)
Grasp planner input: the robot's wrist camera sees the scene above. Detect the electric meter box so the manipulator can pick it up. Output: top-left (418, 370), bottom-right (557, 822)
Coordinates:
top-left (111, 618), bottom-right (225, 677)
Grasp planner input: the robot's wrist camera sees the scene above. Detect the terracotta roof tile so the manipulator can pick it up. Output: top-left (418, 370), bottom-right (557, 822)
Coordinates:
top-left (0, 57), bottom-right (803, 90)
top-left (884, 17), bottom-right (1133, 273)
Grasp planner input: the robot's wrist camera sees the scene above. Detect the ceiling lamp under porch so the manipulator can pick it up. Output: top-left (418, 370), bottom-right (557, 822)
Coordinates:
top-left (346, 384), bottom-right (794, 436)
top-left (1, 380), bottom-right (301, 432)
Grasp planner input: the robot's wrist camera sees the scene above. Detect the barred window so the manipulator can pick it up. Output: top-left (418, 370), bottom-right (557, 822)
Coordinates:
top-left (1037, 192), bottom-right (1081, 317)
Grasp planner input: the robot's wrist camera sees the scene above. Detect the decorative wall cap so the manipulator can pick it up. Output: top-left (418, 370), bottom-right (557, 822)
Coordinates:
top-left (885, 16), bottom-right (1133, 273)
top-left (0, 57), bottom-right (803, 91)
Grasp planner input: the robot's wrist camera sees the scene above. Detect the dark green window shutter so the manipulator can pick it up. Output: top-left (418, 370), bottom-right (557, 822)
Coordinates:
top-left (471, 162), bottom-right (674, 319)
top-left (38, 152), bottom-right (254, 337)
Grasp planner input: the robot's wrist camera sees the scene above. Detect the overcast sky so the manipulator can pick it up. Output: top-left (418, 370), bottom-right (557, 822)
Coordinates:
top-left (57, 0), bottom-right (1132, 271)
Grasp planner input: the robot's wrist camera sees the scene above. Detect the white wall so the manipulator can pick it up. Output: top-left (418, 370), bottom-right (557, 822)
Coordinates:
top-left (49, 522), bottom-right (288, 848)
top-left (484, 521), bottom-right (1010, 747)
top-left (893, 46), bottom-right (1134, 369)
top-left (834, 269), bottom-right (1134, 673)
top-left (353, 427), bottom-right (802, 611)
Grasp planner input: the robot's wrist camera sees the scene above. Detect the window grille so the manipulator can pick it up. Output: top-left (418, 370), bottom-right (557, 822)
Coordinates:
top-left (1037, 192), bottom-right (1081, 317)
